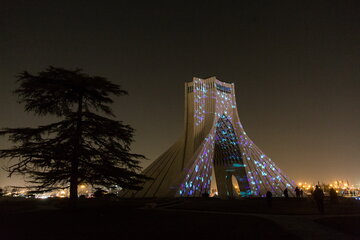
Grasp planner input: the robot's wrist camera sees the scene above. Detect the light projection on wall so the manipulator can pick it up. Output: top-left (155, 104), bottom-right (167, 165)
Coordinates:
top-left (123, 77), bottom-right (296, 198)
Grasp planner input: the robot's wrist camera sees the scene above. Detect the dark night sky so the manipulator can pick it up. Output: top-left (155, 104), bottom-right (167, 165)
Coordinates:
top-left (1, 1), bottom-right (360, 187)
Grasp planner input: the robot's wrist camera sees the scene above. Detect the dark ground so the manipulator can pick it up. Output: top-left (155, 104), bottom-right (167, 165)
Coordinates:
top-left (0, 197), bottom-right (359, 240)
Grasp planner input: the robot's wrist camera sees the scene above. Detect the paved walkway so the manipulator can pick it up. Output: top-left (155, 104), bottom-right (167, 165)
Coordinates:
top-left (152, 207), bottom-right (358, 240)
top-left (258, 213), bottom-right (355, 240)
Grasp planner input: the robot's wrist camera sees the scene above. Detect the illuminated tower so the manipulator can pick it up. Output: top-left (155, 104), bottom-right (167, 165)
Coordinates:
top-left (124, 77), bottom-right (295, 198)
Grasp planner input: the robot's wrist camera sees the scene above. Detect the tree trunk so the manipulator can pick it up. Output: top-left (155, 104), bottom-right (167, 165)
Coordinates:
top-left (70, 93), bottom-right (83, 208)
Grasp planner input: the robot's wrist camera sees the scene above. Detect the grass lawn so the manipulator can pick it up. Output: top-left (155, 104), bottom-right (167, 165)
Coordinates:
top-left (1, 197), bottom-right (360, 239)
top-left (0, 198), bottom-right (296, 240)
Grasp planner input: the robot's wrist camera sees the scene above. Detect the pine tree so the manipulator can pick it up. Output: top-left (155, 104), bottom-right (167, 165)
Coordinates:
top-left (0, 66), bottom-right (148, 206)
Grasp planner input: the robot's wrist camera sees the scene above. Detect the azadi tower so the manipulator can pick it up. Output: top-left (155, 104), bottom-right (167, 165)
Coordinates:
top-left (124, 77), bottom-right (295, 198)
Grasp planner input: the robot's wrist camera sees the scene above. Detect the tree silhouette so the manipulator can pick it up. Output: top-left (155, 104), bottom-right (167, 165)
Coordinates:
top-left (0, 66), bottom-right (148, 206)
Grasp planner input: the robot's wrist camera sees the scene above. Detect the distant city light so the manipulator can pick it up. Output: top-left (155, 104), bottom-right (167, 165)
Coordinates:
top-left (37, 195), bottom-right (49, 199)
